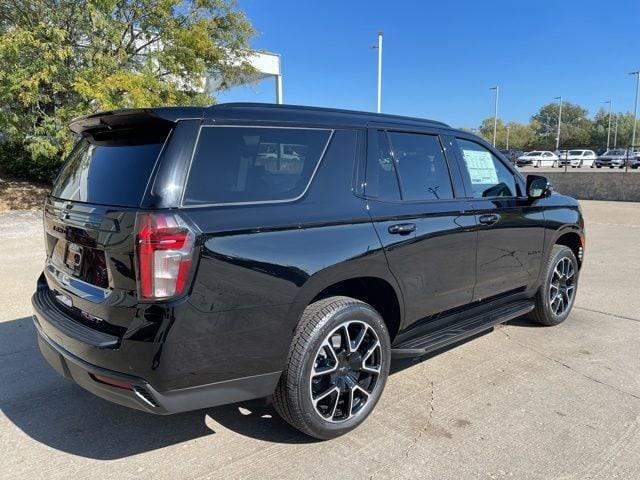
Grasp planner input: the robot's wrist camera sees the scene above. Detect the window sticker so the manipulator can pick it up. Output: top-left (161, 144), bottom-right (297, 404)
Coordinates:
top-left (461, 149), bottom-right (498, 184)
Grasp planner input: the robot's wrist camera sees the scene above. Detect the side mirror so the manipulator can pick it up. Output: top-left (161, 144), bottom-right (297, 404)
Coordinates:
top-left (527, 175), bottom-right (553, 199)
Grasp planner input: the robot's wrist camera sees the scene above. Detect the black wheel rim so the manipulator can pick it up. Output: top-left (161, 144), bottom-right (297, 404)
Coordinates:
top-left (309, 321), bottom-right (382, 423)
top-left (549, 257), bottom-right (576, 316)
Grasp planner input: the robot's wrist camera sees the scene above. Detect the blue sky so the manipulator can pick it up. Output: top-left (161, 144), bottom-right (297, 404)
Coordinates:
top-left (217, 0), bottom-right (640, 129)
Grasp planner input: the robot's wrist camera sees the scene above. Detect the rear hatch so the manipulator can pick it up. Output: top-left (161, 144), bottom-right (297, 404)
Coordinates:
top-left (42, 113), bottom-right (173, 336)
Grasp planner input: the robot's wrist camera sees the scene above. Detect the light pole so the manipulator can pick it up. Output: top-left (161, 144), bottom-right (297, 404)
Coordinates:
top-left (604, 100), bottom-right (612, 149)
top-left (490, 86), bottom-right (499, 147)
top-left (372, 32), bottom-right (383, 113)
top-left (555, 96), bottom-right (563, 151)
top-left (506, 125), bottom-right (510, 150)
top-left (631, 71), bottom-right (640, 150)
top-left (614, 114), bottom-right (619, 148)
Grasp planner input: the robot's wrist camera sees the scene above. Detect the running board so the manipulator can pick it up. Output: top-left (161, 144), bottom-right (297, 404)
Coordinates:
top-left (391, 300), bottom-right (535, 359)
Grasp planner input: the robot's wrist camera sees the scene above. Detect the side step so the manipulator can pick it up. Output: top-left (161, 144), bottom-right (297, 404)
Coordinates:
top-left (391, 300), bottom-right (535, 359)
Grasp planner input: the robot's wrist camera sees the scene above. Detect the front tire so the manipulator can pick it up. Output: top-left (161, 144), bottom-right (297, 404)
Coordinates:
top-left (528, 245), bottom-right (579, 326)
top-left (273, 296), bottom-right (391, 439)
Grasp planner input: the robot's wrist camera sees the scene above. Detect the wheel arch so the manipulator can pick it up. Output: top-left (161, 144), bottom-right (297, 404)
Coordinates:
top-left (290, 270), bottom-right (405, 343)
top-left (553, 228), bottom-right (584, 267)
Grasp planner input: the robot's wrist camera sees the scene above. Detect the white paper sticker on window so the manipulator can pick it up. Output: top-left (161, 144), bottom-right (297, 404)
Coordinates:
top-left (462, 149), bottom-right (498, 184)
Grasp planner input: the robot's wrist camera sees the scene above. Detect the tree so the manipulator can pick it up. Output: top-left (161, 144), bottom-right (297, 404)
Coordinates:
top-left (0, 0), bottom-right (255, 181)
top-left (530, 102), bottom-right (590, 150)
top-left (478, 118), bottom-right (536, 150)
top-left (591, 109), bottom-right (637, 150)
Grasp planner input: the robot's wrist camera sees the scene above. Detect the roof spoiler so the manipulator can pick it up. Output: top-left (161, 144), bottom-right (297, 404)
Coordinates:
top-left (69, 107), bottom-right (205, 136)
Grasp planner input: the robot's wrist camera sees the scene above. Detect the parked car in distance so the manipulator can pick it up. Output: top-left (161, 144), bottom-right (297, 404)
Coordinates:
top-left (500, 149), bottom-right (524, 164)
top-left (518, 151), bottom-right (559, 168)
top-left (596, 149), bottom-right (628, 168)
top-left (565, 149), bottom-right (597, 168)
top-left (32, 103), bottom-right (585, 439)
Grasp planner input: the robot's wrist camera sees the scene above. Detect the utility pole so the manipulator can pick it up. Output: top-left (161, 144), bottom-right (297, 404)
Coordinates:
top-left (614, 114), bottom-right (619, 148)
top-left (506, 125), bottom-right (510, 150)
top-left (631, 71), bottom-right (640, 151)
top-left (554, 96), bottom-right (563, 151)
top-left (605, 100), bottom-right (612, 149)
top-left (373, 32), bottom-right (383, 113)
top-left (490, 86), bottom-right (499, 147)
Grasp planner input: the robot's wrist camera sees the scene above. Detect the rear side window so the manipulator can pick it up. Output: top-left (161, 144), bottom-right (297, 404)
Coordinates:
top-left (52, 135), bottom-right (167, 207)
top-left (365, 130), bottom-right (401, 200)
top-left (456, 138), bottom-right (517, 198)
top-left (387, 132), bottom-right (453, 201)
top-left (184, 127), bottom-right (331, 205)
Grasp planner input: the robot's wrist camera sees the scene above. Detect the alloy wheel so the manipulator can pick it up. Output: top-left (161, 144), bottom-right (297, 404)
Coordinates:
top-left (549, 257), bottom-right (576, 316)
top-left (309, 321), bottom-right (382, 423)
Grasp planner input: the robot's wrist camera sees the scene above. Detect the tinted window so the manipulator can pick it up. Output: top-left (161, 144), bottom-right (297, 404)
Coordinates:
top-left (184, 127), bottom-right (331, 205)
top-left (52, 136), bottom-right (165, 207)
top-left (365, 130), bottom-right (401, 200)
top-left (387, 132), bottom-right (453, 201)
top-left (456, 139), bottom-right (517, 198)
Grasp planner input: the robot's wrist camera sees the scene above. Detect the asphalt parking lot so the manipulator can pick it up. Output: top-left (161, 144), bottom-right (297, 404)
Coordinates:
top-left (1, 201), bottom-right (639, 480)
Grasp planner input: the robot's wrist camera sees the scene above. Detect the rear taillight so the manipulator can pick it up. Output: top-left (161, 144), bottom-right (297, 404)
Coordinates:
top-left (136, 213), bottom-right (196, 299)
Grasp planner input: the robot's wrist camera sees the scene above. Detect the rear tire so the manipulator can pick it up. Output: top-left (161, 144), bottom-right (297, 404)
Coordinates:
top-left (528, 245), bottom-right (579, 326)
top-left (273, 296), bottom-right (391, 439)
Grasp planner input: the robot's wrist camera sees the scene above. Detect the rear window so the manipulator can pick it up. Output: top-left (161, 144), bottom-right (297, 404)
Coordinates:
top-left (52, 134), bottom-right (166, 207)
top-left (183, 126), bottom-right (332, 205)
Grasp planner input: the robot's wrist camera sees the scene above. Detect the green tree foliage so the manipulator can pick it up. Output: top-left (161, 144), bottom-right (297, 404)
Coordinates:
top-left (478, 102), bottom-right (638, 152)
top-left (0, 0), bottom-right (255, 181)
top-left (531, 102), bottom-right (590, 149)
top-left (591, 109), bottom-right (638, 150)
top-left (478, 118), bottom-right (537, 150)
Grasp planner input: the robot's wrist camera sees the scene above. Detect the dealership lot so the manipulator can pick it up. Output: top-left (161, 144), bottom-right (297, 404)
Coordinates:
top-left (1, 201), bottom-right (639, 480)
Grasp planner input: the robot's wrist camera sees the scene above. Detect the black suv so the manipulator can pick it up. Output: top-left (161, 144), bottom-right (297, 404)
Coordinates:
top-left (33, 103), bottom-right (584, 439)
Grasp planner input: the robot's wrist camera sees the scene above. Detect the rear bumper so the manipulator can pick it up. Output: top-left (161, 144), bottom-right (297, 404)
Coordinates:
top-left (32, 287), bottom-right (282, 414)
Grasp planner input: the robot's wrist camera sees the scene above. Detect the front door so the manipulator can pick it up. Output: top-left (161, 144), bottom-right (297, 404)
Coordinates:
top-left (452, 137), bottom-right (545, 300)
top-left (364, 128), bottom-right (477, 327)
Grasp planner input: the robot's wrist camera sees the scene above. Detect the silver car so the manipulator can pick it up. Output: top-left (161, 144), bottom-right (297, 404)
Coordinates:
top-left (595, 149), bottom-right (628, 168)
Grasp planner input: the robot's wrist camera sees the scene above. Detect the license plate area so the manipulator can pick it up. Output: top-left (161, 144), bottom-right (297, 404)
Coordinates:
top-left (64, 243), bottom-right (84, 274)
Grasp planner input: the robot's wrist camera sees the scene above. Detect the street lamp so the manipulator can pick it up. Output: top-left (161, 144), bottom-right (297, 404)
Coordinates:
top-left (604, 100), bottom-right (612, 149)
top-left (372, 32), bottom-right (383, 113)
top-left (554, 96), bottom-right (563, 151)
top-left (614, 114), bottom-right (619, 148)
top-left (506, 125), bottom-right (510, 150)
top-left (490, 86), bottom-right (499, 147)
top-left (630, 71), bottom-right (640, 150)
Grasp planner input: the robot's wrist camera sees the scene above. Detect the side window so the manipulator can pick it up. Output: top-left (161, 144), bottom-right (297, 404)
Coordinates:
top-left (387, 132), bottom-right (454, 201)
top-left (183, 127), bottom-right (331, 205)
top-left (456, 138), bottom-right (517, 198)
top-left (365, 130), bottom-right (401, 200)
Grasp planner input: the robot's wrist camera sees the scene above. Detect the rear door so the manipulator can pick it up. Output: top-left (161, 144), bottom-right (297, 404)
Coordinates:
top-left (451, 136), bottom-right (545, 300)
top-left (364, 127), bottom-right (477, 327)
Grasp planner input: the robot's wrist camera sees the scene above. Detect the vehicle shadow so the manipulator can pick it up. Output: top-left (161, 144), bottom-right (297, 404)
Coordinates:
top-left (1, 315), bottom-right (537, 458)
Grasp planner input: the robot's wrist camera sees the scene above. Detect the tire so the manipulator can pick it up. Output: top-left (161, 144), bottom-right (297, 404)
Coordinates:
top-left (273, 296), bottom-right (391, 439)
top-left (528, 245), bottom-right (579, 326)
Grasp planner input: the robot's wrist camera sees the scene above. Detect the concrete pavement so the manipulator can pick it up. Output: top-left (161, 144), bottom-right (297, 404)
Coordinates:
top-left (1, 201), bottom-right (639, 479)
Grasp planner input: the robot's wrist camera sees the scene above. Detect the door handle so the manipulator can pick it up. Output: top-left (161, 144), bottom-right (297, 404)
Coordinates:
top-left (388, 223), bottom-right (416, 235)
top-left (478, 214), bottom-right (500, 226)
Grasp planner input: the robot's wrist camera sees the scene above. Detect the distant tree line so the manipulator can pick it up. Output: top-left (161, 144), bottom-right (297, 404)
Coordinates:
top-left (476, 102), bottom-right (639, 151)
